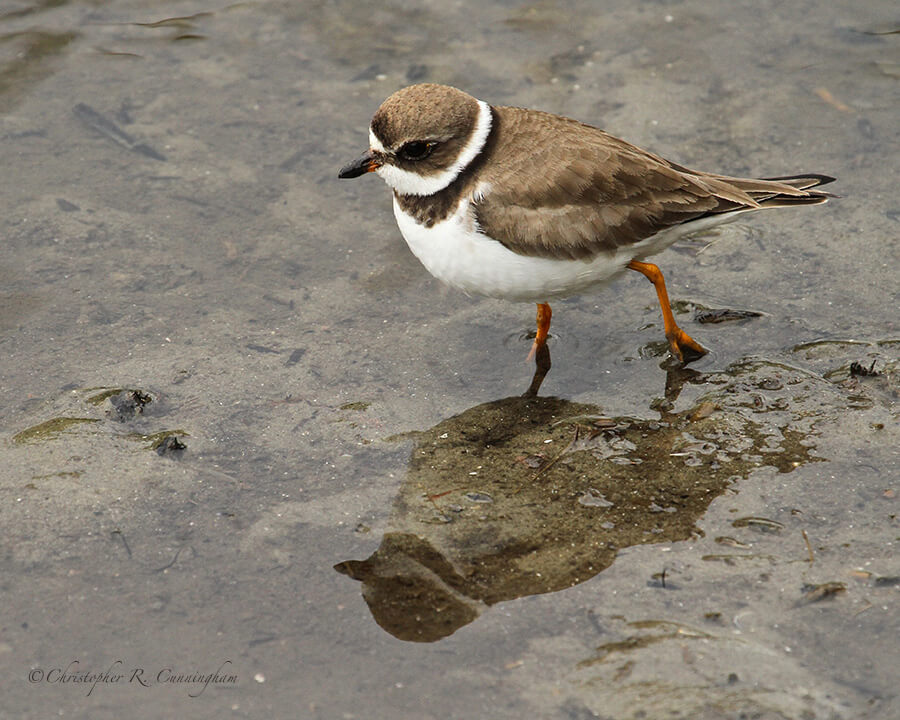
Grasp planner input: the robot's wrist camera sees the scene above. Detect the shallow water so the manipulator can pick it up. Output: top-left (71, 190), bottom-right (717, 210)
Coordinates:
top-left (1, 1), bottom-right (898, 718)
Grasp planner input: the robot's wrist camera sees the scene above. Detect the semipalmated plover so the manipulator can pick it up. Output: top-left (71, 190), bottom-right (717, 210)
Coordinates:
top-left (339, 83), bottom-right (833, 369)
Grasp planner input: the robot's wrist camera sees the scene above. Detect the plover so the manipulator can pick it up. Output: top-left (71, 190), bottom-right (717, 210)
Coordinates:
top-left (339, 83), bottom-right (833, 368)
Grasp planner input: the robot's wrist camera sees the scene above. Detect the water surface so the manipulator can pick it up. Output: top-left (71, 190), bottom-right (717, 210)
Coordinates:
top-left (1, 1), bottom-right (898, 718)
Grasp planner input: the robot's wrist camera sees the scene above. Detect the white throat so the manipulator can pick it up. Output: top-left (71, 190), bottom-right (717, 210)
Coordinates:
top-left (371, 100), bottom-right (492, 196)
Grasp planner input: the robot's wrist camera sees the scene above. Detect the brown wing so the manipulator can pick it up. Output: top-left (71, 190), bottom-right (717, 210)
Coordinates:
top-left (474, 106), bottom-right (832, 261)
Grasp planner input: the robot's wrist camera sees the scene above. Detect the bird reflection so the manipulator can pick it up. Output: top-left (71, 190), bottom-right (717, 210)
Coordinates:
top-left (336, 364), bottom-right (813, 642)
top-left (523, 340), bottom-right (551, 397)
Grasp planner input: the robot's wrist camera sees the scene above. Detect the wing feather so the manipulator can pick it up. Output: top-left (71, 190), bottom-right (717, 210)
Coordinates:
top-left (473, 106), bottom-right (832, 261)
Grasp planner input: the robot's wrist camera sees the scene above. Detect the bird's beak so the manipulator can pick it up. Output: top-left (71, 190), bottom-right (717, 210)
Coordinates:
top-left (338, 149), bottom-right (381, 179)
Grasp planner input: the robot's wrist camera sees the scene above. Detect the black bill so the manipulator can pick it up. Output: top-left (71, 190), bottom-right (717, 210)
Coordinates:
top-left (338, 150), bottom-right (380, 179)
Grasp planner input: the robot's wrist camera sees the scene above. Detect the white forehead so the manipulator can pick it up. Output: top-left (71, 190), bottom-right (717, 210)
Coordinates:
top-left (369, 129), bottom-right (387, 154)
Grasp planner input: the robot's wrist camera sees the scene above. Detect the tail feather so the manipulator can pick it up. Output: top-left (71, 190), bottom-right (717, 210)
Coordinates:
top-left (717, 173), bottom-right (836, 210)
top-left (761, 173), bottom-right (837, 190)
top-left (672, 171), bottom-right (836, 226)
top-left (756, 193), bottom-right (831, 209)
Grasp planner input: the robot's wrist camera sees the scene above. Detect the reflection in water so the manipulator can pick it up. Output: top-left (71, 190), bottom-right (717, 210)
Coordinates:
top-left (336, 367), bottom-right (816, 642)
top-left (524, 340), bottom-right (551, 397)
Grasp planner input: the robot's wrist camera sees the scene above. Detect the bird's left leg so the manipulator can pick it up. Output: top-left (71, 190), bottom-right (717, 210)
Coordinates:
top-left (526, 302), bottom-right (552, 362)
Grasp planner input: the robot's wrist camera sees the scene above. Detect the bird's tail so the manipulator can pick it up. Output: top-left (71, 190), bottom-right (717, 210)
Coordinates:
top-left (734, 173), bottom-right (837, 208)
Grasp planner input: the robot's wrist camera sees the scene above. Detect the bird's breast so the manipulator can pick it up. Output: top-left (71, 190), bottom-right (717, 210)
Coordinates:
top-left (391, 195), bottom-right (632, 302)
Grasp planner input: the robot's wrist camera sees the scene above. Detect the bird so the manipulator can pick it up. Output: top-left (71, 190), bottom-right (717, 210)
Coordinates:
top-left (339, 83), bottom-right (833, 372)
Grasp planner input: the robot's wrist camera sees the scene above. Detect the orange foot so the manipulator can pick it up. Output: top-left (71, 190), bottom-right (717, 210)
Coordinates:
top-left (628, 260), bottom-right (707, 365)
top-left (666, 326), bottom-right (707, 364)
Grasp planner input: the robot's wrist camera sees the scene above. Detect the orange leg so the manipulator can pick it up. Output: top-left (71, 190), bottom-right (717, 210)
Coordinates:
top-left (628, 260), bottom-right (706, 363)
top-left (526, 302), bottom-right (552, 362)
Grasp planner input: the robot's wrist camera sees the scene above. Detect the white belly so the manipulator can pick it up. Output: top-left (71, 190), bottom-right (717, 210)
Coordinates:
top-left (392, 196), bottom-right (693, 303)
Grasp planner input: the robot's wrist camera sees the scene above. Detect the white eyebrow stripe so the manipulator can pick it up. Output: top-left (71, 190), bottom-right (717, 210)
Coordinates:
top-left (369, 99), bottom-right (492, 197)
top-left (369, 129), bottom-right (386, 154)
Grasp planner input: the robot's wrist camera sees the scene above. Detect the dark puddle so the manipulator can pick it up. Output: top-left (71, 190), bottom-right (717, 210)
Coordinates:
top-left (336, 337), bottom-right (898, 642)
top-left (336, 363), bottom-right (826, 642)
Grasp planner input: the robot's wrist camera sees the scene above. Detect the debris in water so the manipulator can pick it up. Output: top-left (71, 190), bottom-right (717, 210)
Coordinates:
top-left (849, 359), bottom-right (879, 377)
top-left (155, 435), bottom-right (186, 455)
top-left (578, 489), bottom-right (614, 508)
top-left (73, 103), bottom-right (166, 160)
top-left (695, 308), bottom-right (762, 324)
top-left (796, 581), bottom-right (846, 606)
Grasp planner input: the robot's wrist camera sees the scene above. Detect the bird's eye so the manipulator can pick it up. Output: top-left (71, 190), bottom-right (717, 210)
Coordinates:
top-left (399, 141), bottom-right (434, 161)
